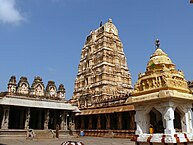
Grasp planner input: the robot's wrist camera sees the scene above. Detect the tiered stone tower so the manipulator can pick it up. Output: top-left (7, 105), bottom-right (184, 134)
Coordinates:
top-left (72, 19), bottom-right (132, 109)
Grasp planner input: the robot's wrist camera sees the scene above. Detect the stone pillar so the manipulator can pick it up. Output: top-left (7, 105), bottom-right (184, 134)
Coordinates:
top-left (188, 110), bottom-right (193, 133)
top-left (135, 110), bottom-right (143, 135)
top-left (60, 112), bottom-right (68, 130)
top-left (1, 106), bottom-right (10, 129)
top-left (117, 113), bottom-right (122, 130)
top-left (182, 108), bottom-right (193, 133)
top-left (69, 113), bottom-right (75, 131)
top-left (130, 112), bottom-right (135, 130)
top-left (25, 108), bottom-right (30, 129)
top-left (97, 115), bottom-right (101, 129)
top-left (106, 114), bottom-right (110, 129)
top-left (164, 106), bottom-right (175, 134)
top-left (44, 110), bottom-right (49, 129)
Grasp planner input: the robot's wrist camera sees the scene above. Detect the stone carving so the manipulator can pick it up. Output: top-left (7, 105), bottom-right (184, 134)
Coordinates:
top-left (30, 76), bottom-right (45, 96)
top-left (25, 109), bottom-right (30, 129)
top-left (17, 77), bottom-right (29, 95)
top-left (46, 81), bottom-right (57, 98)
top-left (8, 76), bottom-right (17, 94)
top-left (6, 75), bottom-right (65, 101)
top-left (1, 108), bottom-right (10, 129)
top-left (57, 84), bottom-right (66, 99)
top-left (44, 110), bottom-right (49, 129)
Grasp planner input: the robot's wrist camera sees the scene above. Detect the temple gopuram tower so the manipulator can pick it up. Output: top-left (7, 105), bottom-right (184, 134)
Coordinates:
top-left (72, 19), bottom-right (135, 138)
top-left (72, 19), bottom-right (132, 109)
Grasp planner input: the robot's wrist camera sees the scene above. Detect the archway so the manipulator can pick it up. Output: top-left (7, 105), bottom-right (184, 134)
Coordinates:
top-left (174, 108), bottom-right (182, 132)
top-left (149, 107), bottom-right (164, 133)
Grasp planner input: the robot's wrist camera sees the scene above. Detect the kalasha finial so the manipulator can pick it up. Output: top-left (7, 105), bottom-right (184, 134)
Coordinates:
top-left (155, 39), bottom-right (160, 49)
top-left (108, 18), bottom-right (112, 23)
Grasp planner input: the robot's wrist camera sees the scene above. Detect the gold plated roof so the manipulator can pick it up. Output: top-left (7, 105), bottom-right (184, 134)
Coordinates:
top-left (133, 39), bottom-right (190, 96)
top-left (147, 48), bottom-right (174, 69)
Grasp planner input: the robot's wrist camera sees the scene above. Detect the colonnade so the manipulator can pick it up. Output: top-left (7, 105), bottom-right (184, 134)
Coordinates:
top-left (75, 111), bottom-right (135, 131)
top-left (0, 106), bottom-right (74, 131)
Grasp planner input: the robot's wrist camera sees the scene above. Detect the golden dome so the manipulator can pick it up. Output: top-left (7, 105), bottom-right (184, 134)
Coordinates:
top-left (133, 39), bottom-right (190, 96)
top-left (147, 39), bottom-right (175, 70)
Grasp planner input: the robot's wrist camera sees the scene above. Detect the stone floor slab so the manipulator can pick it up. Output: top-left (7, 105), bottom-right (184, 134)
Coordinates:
top-left (0, 136), bottom-right (135, 145)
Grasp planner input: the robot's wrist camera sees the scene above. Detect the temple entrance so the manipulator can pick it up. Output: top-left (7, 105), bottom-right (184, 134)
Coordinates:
top-left (48, 110), bottom-right (61, 129)
top-left (29, 108), bottom-right (45, 129)
top-left (9, 106), bottom-right (26, 129)
top-left (174, 108), bottom-right (182, 132)
top-left (149, 108), bottom-right (164, 133)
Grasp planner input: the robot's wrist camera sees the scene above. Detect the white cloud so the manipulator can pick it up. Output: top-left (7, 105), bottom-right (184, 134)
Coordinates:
top-left (0, 0), bottom-right (24, 24)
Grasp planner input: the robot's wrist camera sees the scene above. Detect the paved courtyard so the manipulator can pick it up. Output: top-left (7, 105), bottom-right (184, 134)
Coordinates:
top-left (0, 137), bottom-right (135, 145)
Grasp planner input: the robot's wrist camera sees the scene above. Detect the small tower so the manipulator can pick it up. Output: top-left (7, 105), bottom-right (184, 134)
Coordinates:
top-left (8, 76), bottom-right (17, 94)
top-left (46, 81), bottom-right (57, 98)
top-left (57, 84), bottom-right (66, 100)
top-left (30, 76), bottom-right (45, 96)
top-left (17, 76), bottom-right (30, 95)
top-left (127, 39), bottom-right (193, 144)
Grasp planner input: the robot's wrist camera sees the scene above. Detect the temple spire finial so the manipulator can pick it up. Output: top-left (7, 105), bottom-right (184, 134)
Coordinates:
top-left (155, 39), bottom-right (160, 49)
top-left (108, 18), bottom-right (112, 23)
top-left (100, 21), bottom-right (102, 27)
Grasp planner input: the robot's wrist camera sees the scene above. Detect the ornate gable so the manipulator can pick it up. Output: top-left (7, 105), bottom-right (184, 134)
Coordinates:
top-left (8, 76), bottom-right (17, 94)
top-left (30, 76), bottom-right (45, 96)
top-left (17, 76), bottom-right (30, 95)
top-left (46, 81), bottom-right (57, 97)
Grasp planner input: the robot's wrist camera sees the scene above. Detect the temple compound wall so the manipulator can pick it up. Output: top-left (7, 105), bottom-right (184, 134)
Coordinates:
top-left (0, 76), bottom-right (78, 138)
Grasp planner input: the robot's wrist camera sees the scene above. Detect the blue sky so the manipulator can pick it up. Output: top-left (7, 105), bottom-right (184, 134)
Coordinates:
top-left (0, 0), bottom-right (193, 100)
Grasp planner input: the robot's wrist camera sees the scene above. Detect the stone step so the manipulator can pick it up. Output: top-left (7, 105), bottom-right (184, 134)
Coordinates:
top-left (0, 129), bottom-right (27, 139)
top-left (33, 130), bottom-right (54, 139)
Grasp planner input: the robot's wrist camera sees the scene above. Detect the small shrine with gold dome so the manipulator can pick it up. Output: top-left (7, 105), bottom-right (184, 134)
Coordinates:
top-left (127, 39), bottom-right (193, 145)
top-left (133, 39), bottom-right (190, 96)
